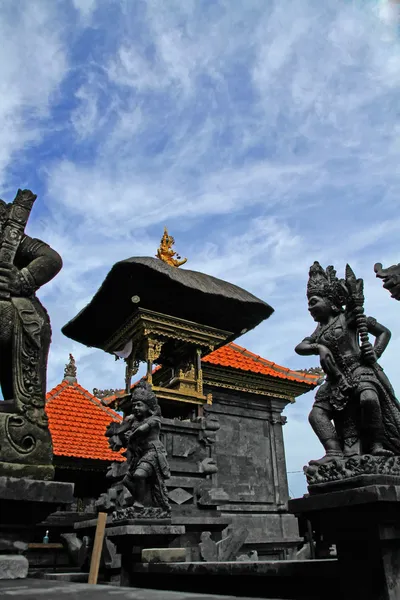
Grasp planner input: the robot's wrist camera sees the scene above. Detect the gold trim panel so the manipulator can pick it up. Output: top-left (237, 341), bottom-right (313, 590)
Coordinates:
top-left (103, 308), bottom-right (233, 354)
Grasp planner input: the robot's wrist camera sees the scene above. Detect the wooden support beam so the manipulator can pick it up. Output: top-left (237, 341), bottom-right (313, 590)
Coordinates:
top-left (88, 512), bottom-right (107, 585)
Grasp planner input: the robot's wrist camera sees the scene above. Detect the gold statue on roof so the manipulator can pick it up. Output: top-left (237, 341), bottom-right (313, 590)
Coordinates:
top-left (156, 227), bottom-right (187, 267)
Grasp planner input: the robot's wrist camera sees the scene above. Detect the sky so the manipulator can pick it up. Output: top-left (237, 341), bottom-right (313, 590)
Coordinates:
top-left (1, 0), bottom-right (400, 498)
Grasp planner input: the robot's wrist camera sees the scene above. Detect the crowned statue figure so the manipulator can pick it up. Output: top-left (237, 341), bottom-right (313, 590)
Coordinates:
top-left (295, 262), bottom-right (400, 465)
top-left (106, 380), bottom-right (171, 515)
top-left (0, 189), bottom-right (62, 478)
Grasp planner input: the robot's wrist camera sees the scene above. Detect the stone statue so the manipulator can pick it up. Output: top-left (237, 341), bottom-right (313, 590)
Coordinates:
top-left (64, 354), bottom-right (77, 380)
top-left (295, 261), bottom-right (400, 466)
top-left (106, 380), bottom-right (171, 519)
top-left (0, 189), bottom-right (62, 479)
top-left (374, 262), bottom-right (400, 301)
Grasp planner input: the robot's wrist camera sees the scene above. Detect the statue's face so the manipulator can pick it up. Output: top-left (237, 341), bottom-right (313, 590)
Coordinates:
top-left (308, 295), bottom-right (333, 322)
top-left (132, 400), bottom-right (150, 419)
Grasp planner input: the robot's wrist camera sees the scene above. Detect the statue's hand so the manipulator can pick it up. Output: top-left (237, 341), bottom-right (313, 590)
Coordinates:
top-left (361, 343), bottom-right (377, 364)
top-left (0, 263), bottom-right (25, 296)
top-left (338, 375), bottom-right (352, 395)
top-left (318, 346), bottom-right (337, 377)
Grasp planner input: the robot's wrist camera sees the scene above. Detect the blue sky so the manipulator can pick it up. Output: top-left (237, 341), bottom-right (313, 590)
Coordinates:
top-left (1, 0), bottom-right (400, 497)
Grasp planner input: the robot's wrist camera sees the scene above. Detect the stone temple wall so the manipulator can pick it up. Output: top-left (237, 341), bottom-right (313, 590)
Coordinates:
top-left (204, 387), bottom-right (300, 559)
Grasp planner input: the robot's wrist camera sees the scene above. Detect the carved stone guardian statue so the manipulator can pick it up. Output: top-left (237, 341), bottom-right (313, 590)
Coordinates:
top-left (289, 265), bottom-right (400, 600)
top-left (105, 380), bottom-right (171, 520)
top-left (295, 262), bottom-right (400, 489)
top-left (0, 189), bottom-right (62, 479)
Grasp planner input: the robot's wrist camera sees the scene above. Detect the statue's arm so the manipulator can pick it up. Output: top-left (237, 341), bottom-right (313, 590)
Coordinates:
top-left (17, 236), bottom-right (62, 290)
top-left (366, 316), bottom-right (391, 359)
top-left (133, 416), bottom-right (161, 436)
top-left (105, 421), bottom-right (126, 451)
top-left (134, 422), bottom-right (151, 435)
top-left (295, 332), bottom-right (320, 356)
top-left (295, 331), bottom-right (340, 378)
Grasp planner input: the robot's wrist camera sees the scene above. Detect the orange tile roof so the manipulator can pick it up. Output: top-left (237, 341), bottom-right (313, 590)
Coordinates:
top-left (203, 342), bottom-right (318, 384)
top-left (45, 344), bottom-right (317, 463)
top-left (46, 379), bottom-right (124, 462)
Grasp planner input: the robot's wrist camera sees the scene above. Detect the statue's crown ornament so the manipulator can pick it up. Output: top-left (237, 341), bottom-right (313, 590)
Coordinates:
top-left (131, 380), bottom-right (160, 414)
top-left (307, 261), bottom-right (347, 308)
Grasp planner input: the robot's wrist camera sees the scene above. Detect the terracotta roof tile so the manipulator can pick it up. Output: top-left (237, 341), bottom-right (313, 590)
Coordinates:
top-left (202, 343), bottom-right (319, 384)
top-left (102, 342), bottom-right (318, 406)
top-left (46, 380), bottom-right (124, 462)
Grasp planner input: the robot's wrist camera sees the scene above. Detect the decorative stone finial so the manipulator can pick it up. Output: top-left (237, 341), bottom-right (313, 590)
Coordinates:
top-left (156, 227), bottom-right (187, 267)
top-left (64, 354), bottom-right (77, 382)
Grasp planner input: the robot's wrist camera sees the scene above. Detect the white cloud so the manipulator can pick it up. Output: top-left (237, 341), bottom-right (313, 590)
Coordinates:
top-left (72, 0), bottom-right (97, 22)
top-left (2, 0), bottom-right (400, 499)
top-left (0, 2), bottom-right (67, 187)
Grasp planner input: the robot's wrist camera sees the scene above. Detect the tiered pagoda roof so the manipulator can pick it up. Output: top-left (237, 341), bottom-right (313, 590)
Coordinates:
top-left (61, 257), bottom-right (274, 351)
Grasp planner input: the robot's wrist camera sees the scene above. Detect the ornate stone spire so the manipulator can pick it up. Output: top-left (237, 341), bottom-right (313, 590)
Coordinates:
top-left (64, 353), bottom-right (77, 383)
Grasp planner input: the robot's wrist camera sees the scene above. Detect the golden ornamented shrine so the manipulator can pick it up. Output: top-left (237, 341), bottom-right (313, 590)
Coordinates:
top-left (63, 233), bottom-right (274, 415)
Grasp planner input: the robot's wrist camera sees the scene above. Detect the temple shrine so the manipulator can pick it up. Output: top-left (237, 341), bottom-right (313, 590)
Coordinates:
top-left (55, 229), bottom-right (318, 571)
top-left (43, 342), bottom-right (317, 564)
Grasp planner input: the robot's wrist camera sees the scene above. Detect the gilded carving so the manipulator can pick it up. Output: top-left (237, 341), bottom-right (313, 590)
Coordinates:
top-left (156, 227), bottom-right (187, 267)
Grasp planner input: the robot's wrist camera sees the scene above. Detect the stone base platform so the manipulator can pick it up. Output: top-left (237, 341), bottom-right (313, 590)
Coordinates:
top-left (0, 556), bottom-right (28, 580)
top-left (133, 559), bottom-right (339, 599)
top-left (75, 519), bottom-right (186, 587)
top-left (289, 484), bottom-right (400, 600)
top-left (0, 476), bottom-right (74, 522)
top-left (75, 514), bottom-right (232, 574)
top-left (304, 454), bottom-right (400, 495)
top-left (0, 578), bottom-right (280, 600)
top-left (0, 476), bottom-right (74, 580)
top-left (0, 461), bottom-right (54, 481)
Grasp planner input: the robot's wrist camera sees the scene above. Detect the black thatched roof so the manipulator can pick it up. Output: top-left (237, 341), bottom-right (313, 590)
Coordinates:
top-left (62, 257), bottom-right (274, 349)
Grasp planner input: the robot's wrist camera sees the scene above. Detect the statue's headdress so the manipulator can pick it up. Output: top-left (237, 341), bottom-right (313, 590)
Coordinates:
top-left (307, 262), bottom-right (347, 308)
top-left (131, 380), bottom-right (159, 414)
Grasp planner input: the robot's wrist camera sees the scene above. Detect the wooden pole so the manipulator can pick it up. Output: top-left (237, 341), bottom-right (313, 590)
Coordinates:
top-left (88, 512), bottom-right (107, 584)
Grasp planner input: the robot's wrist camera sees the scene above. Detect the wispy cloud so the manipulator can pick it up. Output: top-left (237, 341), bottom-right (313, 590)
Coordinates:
top-left (1, 0), bottom-right (400, 497)
top-left (0, 2), bottom-right (67, 188)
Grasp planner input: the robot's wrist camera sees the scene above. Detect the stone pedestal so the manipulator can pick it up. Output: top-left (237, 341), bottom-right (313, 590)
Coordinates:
top-left (289, 484), bottom-right (400, 600)
top-left (109, 524), bottom-right (186, 586)
top-left (133, 559), bottom-right (339, 598)
top-left (75, 519), bottom-right (185, 587)
top-left (0, 476), bottom-right (74, 579)
top-left (74, 512), bottom-right (231, 583)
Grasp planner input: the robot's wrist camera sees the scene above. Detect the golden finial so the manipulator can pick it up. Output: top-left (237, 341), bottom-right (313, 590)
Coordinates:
top-left (156, 227), bottom-right (187, 267)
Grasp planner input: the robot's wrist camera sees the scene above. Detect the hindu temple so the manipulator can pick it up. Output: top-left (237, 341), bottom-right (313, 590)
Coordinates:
top-left (1, 222), bottom-right (347, 600)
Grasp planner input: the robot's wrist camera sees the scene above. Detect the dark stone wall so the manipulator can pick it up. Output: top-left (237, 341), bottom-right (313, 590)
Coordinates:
top-left (204, 386), bottom-right (300, 557)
